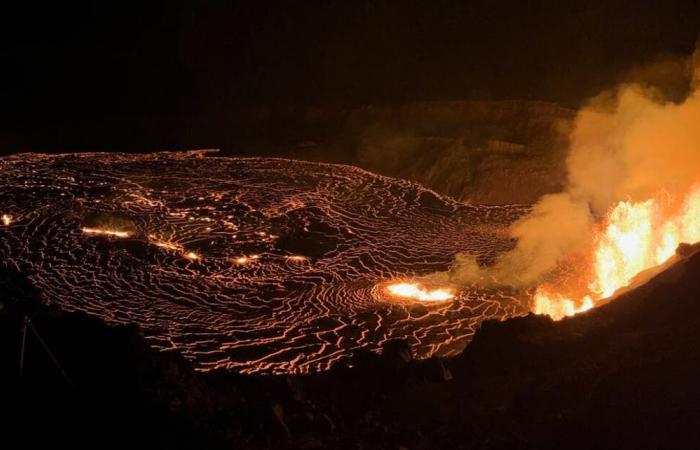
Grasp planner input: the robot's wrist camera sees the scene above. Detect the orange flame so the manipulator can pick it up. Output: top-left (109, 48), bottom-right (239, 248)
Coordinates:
top-left (533, 291), bottom-right (594, 320)
top-left (534, 185), bottom-right (700, 320)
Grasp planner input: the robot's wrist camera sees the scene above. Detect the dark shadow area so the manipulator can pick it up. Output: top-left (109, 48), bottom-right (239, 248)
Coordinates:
top-left (1, 1), bottom-right (698, 155)
top-left (4, 243), bottom-right (700, 449)
top-left (0, 267), bottom-right (220, 450)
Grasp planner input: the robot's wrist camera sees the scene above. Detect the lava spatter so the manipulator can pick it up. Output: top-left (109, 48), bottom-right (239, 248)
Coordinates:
top-left (0, 151), bottom-right (528, 374)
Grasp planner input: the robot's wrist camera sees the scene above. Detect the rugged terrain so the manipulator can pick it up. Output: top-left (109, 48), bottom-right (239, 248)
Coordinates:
top-left (5, 242), bottom-right (700, 449)
top-left (0, 152), bottom-right (529, 374)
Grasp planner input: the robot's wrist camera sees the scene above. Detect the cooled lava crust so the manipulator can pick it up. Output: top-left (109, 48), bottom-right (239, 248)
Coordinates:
top-left (0, 151), bottom-right (528, 374)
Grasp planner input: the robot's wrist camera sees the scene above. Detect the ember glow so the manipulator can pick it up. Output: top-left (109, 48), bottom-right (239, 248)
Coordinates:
top-left (234, 254), bottom-right (260, 265)
top-left (386, 282), bottom-right (455, 302)
top-left (534, 185), bottom-right (700, 320)
top-left (148, 234), bottom-right (182, 251)
top-left (81, 227), bottom-right (131, 238)
top-left (184, 251), bottom-right (202, 261)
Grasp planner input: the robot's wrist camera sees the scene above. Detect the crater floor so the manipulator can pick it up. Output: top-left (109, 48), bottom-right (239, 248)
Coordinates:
top-left (0, 151), bottom-right (528, 374)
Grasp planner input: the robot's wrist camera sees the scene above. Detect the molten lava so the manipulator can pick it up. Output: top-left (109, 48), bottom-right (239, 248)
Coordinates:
top-left (0, 151), bottom-right (528, 374)
top-left (234, 254), bottom-right (260, 265)
top-left (184, 251), bottom-right (202, 261)
top-left (148, 234), bottom-right (182, 251)
top-left (534, 185), bottom-right (700, 320)
top-left (82, 227), bottom-right (131, 238)
top-left (386, 282), bottom-right (455, 302)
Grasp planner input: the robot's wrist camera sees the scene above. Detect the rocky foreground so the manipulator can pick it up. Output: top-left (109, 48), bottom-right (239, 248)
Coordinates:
top-left (4, 242), bottom-right (700, 449)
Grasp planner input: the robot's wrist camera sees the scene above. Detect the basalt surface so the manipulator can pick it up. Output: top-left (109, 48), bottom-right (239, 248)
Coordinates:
top-left (0, 151), bottom-right (529, 374)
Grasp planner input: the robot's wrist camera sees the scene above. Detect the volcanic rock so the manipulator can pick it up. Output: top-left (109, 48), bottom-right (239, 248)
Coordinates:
top-left (6, 240), bottom-right (700, 449)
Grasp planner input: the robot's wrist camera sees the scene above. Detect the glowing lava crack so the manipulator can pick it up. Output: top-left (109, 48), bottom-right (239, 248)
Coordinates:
top-left (0, 151), bottom-right (528, 374)
top-left (386, 282), bottom-right (455, 302)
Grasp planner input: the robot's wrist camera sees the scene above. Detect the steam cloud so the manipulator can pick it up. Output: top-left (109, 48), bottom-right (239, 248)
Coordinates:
top-left (440, 44), bottom-right (700, 289)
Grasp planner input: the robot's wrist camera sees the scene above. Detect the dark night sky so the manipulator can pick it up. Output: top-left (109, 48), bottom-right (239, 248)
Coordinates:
top-left (0, 1), bottom-right (698, 154)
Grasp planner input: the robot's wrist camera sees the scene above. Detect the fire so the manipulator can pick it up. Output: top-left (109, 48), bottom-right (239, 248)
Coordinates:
top-left (386, 282), bottom-right (455, 302)
top-left (533, 291), bottom-right (594, 320)
top-left (1, 214), bottom-right (12, 226)
top-left (82, 227), bottom-right (131, 238)
top-left (534, 185), bottom-right (700, 320)
top-left (590, 199), bottom-right (656, 298)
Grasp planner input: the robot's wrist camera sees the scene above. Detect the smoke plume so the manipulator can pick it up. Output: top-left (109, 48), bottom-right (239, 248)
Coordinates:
top-left (441, 45), bottom-right (700, 289)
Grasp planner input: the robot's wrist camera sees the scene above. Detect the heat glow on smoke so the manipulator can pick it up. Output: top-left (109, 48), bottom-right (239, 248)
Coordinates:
top-left (534, 185), bottom-right (700, 319)
top-left (532, 66), bottom-right (700, 318)
top-left (440, 48), bottom-right (700, 320)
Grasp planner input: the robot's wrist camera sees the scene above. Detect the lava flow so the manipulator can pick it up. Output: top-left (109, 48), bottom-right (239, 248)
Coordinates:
top-left (534, 185), bottom-right (700, 320)
top-left (0, 151), bottom-right (528, 374)
top-left (82, 227), bottom-right (131, 238)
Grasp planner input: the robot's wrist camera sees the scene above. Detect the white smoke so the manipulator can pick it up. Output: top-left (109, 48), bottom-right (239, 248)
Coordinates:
top-left (441, 44), bottom-right (700, 289)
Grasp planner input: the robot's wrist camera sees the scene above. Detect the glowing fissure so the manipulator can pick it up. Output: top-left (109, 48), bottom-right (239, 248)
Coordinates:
top-left (535, 185), bottom-right (700, 320)
top-left (184, 251), bottom-right (202, 261)
top-left (386, 282), bottom-right (455, 302)
top-left (82, 227), bottom-right (131, 238)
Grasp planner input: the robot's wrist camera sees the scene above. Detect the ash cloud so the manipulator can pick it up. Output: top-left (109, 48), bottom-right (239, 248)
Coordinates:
top-left (440, 42), bottom-right (700, 289)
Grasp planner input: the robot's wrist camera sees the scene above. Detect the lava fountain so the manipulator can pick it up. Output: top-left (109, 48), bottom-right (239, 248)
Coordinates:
top-left (534, 185), bottom-right (700, 320)
top-left (505, 56), bottom-right (700, 321)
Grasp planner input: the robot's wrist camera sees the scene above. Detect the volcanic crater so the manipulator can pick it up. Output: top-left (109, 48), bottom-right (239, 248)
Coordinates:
top-left (0, 151), bottom-right (529, 374)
